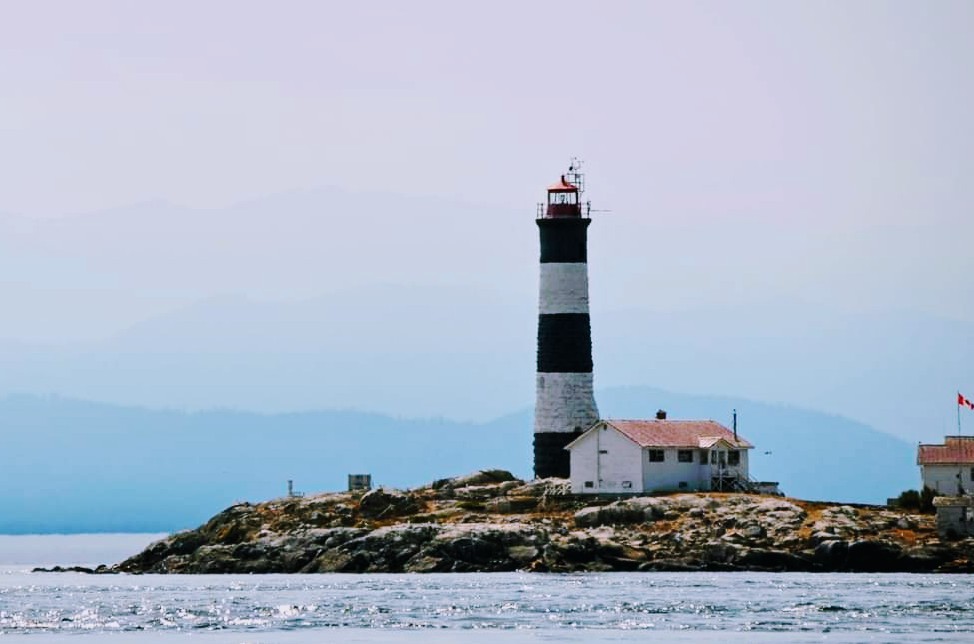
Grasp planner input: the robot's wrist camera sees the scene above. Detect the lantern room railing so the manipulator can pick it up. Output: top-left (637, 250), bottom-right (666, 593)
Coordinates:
top-left (537, 201), bottom-right (591, 219)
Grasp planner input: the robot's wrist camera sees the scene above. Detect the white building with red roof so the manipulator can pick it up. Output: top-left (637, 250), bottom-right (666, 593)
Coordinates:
top-left (917, 436), bottom-right (974, 494)
top-left (565, 412), bottom-right (754, 494)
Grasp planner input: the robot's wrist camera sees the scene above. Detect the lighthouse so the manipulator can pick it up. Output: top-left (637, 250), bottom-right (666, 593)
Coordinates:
top-left (534, 164), bottom-right (599, 478)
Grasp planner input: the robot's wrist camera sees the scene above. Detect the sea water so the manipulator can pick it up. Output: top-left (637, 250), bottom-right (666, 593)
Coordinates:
top-left (0, 534), bottom-right (972, 643)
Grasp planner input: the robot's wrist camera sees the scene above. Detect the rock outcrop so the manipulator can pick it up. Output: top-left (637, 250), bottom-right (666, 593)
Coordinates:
top-left (103, 470), bottom-right (972, 574)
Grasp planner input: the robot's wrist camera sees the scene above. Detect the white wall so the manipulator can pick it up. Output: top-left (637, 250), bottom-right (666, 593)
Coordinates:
top-left (641, 446), bottom-right (750, 493)
top-left (534, 372), bottom-right (599, 434)
top-left (569, 425), bottom-right (753, 494)
top-left (538, 263), bottom-right (589, 314)
top-left (642, 448), bottom-right (710, 492)
top-left (922, 464), bottom-right (974, 495)
top-left (569, 424), bottom-right (643, 493)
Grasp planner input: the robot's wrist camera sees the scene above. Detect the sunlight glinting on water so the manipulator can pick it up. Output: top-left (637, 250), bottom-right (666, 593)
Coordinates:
top-left (1, 570), bottom-right (973, 636)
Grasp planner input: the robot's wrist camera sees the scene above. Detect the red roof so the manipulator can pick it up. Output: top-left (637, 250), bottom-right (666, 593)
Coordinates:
top-left (918, 436), bottom-right (974, 464)
top-left (547, 175), bottom-right (578, 192)
top-left (604, 419), bottom-right (753, 449)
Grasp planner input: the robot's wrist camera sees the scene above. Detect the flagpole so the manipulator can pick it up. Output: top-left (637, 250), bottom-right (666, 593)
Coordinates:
top-left (960, 391), bottom-right (964, 435)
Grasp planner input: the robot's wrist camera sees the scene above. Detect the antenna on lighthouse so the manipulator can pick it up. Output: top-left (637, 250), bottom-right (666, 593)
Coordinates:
top-left (565, 157), bottom-right (585, 194)
top-left (566, 158), bottom-right (613, 216)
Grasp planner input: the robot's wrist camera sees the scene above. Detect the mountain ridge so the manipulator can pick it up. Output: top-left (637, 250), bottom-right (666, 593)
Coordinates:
top-left (0, 387), bottom-right (917, 534)
top-left (1, 286), bottom-right (968, 441)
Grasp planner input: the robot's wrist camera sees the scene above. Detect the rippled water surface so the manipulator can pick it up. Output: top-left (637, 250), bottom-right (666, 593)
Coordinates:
top-left (0, 535), bottom-right (973, 642)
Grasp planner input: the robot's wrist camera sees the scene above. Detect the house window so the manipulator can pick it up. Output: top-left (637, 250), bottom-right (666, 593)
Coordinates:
top-left (648, 449), bottom-right (665, 462)
top-left (599, 449), bottom-right (608, 454)
top-left (678, 481), bottom-right (688, 489)
top-left (678, 450), bottom-right (693, 463)
top-left (584, 481), bottom-right (594, 488)
top-left (970, 467), bottom-right (974, 480)
top-left (700, 450), bottom-right (709, 463)
top-left (728, 450), bottom-right (740, 466)
top-left (622, 481), bottom-right (632, 489)
top-left (710, 451), bottom-right (718, 464)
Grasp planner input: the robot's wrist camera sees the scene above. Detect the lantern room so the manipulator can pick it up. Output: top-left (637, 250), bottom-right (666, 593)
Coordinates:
top-left (542, 175), bottom-right (582, 219)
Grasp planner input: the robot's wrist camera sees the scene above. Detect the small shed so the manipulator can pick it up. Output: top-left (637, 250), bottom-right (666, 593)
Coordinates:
top-left (348, 474), bottom-right (372, 492)
top-left (933, 496), bottom-right (974, 539)
top-left (565, 418), bottom-right (754, 494)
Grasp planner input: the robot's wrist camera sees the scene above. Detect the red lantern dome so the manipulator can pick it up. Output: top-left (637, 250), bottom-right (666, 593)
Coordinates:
top-left (543, 175), bottom-right (581, 218)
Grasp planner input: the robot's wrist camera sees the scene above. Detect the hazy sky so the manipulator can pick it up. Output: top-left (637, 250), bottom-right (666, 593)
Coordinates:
top-left (6, 2), bottom-right (974, 527)
top-left (0, 3), bottom-right (971, 377)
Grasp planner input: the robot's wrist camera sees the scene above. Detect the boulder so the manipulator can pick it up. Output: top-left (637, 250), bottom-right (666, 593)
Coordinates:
top-left (574, 506), bottom-right (607, 527)
top-left (543, 538), bottom-right (598, 567)
top-left (358, 489), bottom-right (419, 519)
top-left (442, 536), bottom-right (503, 563)
top-left (735, 548), bottom-right (812, 571)
top-left (506, 545), bottom-right (540, 564)
top-left (312, 550), bottom-right (369, 573)
top-left (899, 545), bottom-right (954, 572)
top-left (813, 539), bottom-right (849, 570)
top-left (844, 539), bottom-right (903, 572)
top-left (574, 499), bottom-right (660, 527)
top-left (702, 541), bottom-right (743, 564)
top-left (453, 480), bottom-right (521, 500)
top-left (431, 470), bottom-right (519, 490)
top-left (323, 528), bottom-right (368, 549)
top-left (403, 554), bottom-right (449, 573)
top-left (485, 496), bottom-right (540, 514)
top-left (114, 530), bottom-right (206, 573)
top-left (811, 530), bottom-right (839, 544)
top-left (742, 524), bottom-right (767, 540)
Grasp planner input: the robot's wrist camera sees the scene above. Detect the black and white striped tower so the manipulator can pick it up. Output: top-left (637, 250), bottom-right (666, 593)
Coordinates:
top-left (534, 165), bottom-right (599, 478)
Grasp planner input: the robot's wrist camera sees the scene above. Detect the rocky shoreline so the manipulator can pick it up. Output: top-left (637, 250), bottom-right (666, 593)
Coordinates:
top-left (51, 471), bottom-right (974, 574)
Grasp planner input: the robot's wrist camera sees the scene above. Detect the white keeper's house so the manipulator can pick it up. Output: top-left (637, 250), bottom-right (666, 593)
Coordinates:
top-left (565, 412), bottom-right (755, 494)
top-left (917, 435), bottom-right (974, 495)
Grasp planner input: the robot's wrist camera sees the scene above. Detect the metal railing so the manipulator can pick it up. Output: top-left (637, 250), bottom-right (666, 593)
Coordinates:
top-left (535, 201), bottom-right (592, 220)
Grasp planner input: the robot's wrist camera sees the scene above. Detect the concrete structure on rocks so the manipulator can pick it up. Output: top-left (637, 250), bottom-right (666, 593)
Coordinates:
top-left (933, 496), bottom-right (974, 539)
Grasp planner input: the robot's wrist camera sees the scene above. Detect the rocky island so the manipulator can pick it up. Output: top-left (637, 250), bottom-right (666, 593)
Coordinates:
top-left (85, 471), bottom-right (972, 574)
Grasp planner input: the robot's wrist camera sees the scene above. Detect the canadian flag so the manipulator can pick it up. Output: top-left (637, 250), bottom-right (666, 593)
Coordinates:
top-left (959, 393), bottom-right (974, 410)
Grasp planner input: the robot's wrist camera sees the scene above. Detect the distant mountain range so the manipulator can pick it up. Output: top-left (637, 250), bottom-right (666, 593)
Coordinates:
top-left (0, 188), bottom-right (964, 533)
top-left (0, 189), bottom-right (970, 447)
top-left (0, 284), bottom-right (969, 445)
top-left (0, 388), bottom-right (918, 534)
